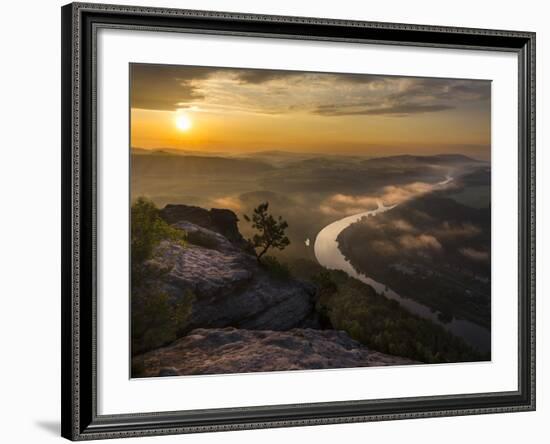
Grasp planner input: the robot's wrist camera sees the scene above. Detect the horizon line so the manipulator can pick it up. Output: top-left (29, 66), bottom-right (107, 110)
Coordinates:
top-left (130, 146), bottom-right (489, 162)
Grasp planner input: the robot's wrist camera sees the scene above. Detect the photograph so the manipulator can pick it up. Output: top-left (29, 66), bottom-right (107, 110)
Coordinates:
top-left (129, 64), bottom-right (492, 378)
top-left (54, 1), bottom-right (537, 440)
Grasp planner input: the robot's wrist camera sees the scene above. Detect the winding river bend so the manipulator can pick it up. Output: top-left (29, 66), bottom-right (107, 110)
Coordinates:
top-left (313, 178), bottom-right (490, 354)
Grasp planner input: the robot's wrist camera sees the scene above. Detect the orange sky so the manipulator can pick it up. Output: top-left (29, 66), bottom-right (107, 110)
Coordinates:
top-left (130, 64), bottom-right (491, 160)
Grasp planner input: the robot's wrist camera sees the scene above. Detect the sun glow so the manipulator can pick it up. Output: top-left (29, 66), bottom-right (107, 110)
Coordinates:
top-left (175, 114), bottom-right (192, 132)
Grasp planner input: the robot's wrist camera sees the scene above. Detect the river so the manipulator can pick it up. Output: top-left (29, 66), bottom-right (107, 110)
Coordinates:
top-left (313, 178), bottom-right (490, 354)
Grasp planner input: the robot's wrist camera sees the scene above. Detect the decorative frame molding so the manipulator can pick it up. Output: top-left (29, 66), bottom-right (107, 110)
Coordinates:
top-left (61, 2), bottom-right (535, 440)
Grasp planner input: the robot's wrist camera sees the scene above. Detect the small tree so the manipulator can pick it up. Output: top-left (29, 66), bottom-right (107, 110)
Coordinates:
top-left (243, 202), bottom-right (290, 263)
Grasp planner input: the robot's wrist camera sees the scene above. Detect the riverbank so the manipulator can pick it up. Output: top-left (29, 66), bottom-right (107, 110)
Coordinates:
top-left (313, 177), bottom-right (491, 354)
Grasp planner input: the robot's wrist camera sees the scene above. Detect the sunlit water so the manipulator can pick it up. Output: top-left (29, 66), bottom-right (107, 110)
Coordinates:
top-left (313, 177), bottom-right (490, 354)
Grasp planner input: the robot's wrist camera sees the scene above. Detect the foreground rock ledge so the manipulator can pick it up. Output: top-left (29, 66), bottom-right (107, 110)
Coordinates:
top-left (132, 327), bottom-right (418, 377)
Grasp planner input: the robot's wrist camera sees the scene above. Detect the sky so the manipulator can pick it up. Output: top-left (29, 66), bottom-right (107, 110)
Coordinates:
top-left (130, 63), bottom-right (491, 160)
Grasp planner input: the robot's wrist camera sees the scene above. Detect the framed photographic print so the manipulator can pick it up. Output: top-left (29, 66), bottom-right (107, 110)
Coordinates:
top-left (61, 2), bottom-right (536, 440)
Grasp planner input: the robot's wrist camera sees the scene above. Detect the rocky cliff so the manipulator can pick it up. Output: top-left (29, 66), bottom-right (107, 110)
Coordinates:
top-left (133, 327), bottom-right (417, 377)
top-left (132, 203), bottom-right (418, 376)
top-left (148, 210), bottom-right (319, 333)
top-left (160, 204), bottom-right (248, 248)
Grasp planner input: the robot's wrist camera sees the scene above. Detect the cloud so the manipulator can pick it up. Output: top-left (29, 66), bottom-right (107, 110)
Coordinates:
top-left (320, 179), bottom-right (440, 218)
top-left (435, 221), bottom-right (482, 238)
top-left (339, 74), bottom-right (387, 85)
top-left (389, 78), bottom-right (490, 102)
top-left (211, 196), bottom-right (243, 212)
top-left (460, 247), bottom-right (489, 261)
top-left (211, 191), bottom-right (297, 214)
top-left (235, 70), bottom-right (301, 84)
top-left (391, 219), bottom-right (416, 232)
top-left (330, 193), bottom-right (380, 208)
top-left (131, 64), bottom-right (491, 119)
top-left (313, 103), bottom-right (453, 116)
top-left (319, 204), bottom-right (369, 216)
top-left (381, 182), bottom-right (436, 206)
top-left (399, 234), bottom-right (442, 251)
top-left (371, 240), bottom-right (399, 256)
top-left (320, 194), bottom-right (380, 216)
top-left (236, 70), bottom-right (388, 86)
top-left (131, 64), bottom-right (212, 110)
top-left (312, 77), bottom-right (489, 117)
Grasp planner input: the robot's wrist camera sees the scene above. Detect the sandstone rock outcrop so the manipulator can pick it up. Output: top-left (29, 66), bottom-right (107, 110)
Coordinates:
top-left (133, 327), bottom-right (418, 377)
top-left (159, 204), bottom-right (247, 247)
top-left (146, 221), bottom-right (319, 333)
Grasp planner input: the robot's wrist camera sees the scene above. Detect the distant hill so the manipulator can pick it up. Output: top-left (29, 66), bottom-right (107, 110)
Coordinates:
top-left (247, 150), bottom-right (311, 157)
top-left (131, 152), bottom-right (275, 176)
top-left (234, 150), bottom-right (320, 167)
top-left (131, 147), bottom-right (155, 155)
top-left (363, 153), bottom-right (484, 167)
top-left (286, 156), bottom-right (361, 169)
top-left (132, 147), bottom-right (238, 156)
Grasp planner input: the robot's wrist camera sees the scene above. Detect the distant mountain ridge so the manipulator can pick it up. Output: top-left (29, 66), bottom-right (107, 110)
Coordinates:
top-left (132, 148), bottom-right (485, 168)
top-left (131, 151), bottom-right (275, 176)
top-left (364, 153), bottom-right (485, 166)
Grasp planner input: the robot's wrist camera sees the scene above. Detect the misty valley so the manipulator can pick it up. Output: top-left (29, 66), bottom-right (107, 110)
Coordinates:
top-left (130, 148), bottom-right (491, 377)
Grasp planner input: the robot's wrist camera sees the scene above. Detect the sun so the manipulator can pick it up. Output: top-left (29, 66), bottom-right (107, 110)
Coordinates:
top-left (175, 114), bottom-right (192, 132)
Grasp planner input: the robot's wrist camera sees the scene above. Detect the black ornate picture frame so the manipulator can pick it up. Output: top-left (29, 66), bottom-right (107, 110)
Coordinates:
top-left (61, 2), bottom-right (535, 440)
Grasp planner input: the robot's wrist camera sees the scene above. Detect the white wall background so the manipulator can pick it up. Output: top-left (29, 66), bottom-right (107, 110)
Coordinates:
top-left (0, 0), bottom-right (546, 443)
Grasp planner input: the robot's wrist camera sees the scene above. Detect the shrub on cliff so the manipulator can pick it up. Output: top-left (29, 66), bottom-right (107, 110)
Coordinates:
top-left (132, 289), bottom-right (196, 356)
top-left (131, 197), bottom-right (187, 267)
top-left (261, 255), bottom-right (291, 280)
top-left (131, 197), bottom-right (192, 355)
